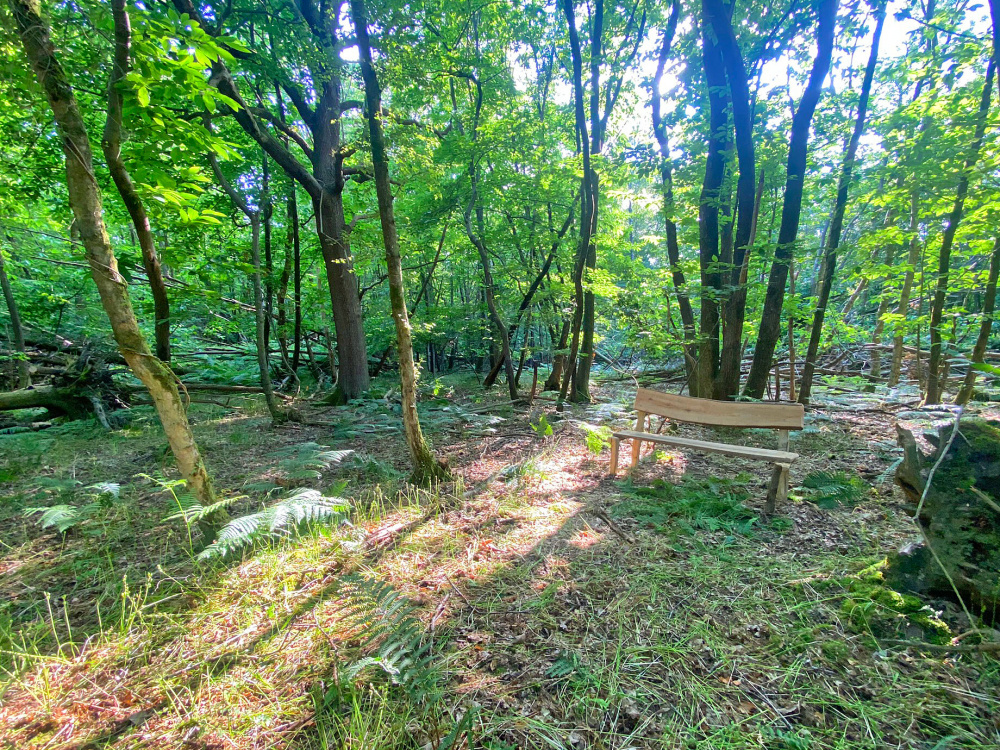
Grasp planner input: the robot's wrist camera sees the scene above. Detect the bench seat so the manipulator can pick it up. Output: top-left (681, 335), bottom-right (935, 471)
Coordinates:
top-left (610, 430), bottom-right (799, 464)
top-left (608, 389), bottom-right (805, 513)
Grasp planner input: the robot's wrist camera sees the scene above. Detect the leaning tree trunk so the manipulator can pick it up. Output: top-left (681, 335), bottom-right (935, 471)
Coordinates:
top-left (926, 61), bottom-right (994, 404)
top-left (743, 0), bottom-right (837, 399)
top-left (101, 0), bottom-right (171, 362)
top-left (9, 0), bottom-right (217, 511)
top-left (956, 235), bottom-right (1000, 404)
top-left (350, 0), bottom-right (449, 482)
top-left (798, 4), bottom-right (884, 403)
top-left (0, 244), bottom-right (29, 388)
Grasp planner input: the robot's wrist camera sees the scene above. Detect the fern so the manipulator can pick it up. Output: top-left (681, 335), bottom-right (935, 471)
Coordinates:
top-left (802, 470), bottom-right (866, 509)
top-left (331, 574), bottom-right (439, 703)
top-left (163, 490), bottom-right (244, 524)
top-left (270, 442), bottom-right (354, 482)
top-left (198, 488), bottom-right (350, 559)
top-left (24, 481), bottom-right (121, 533)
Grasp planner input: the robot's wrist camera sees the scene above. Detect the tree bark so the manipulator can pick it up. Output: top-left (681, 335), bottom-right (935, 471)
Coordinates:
top-left (696, 10), bottom-right (729, 398)
top-left (798, 4), bottom-right (884, 403)
top-left (289, 187), bottom-right (302, 371)
top-left (957, 236), bottom-right (1000, 404)
top-left (207, 152), bottom-right (287, 424)
top-left (743, 0), bottom-right (837, 399)
top-left (10, 0), bottom-right (217, 512)
top-left (926, 60), bottom-right (995, 404)
top-left (0, 244), bottom-right (29, 388)
top-left (652, 1), bottom-right (696, 390)
top-left (350, 0), bottom-right (449, 482)
top-left (101, 0), bottom-right (171, 362)
top-left (705, 0), bottom-right (757, 400)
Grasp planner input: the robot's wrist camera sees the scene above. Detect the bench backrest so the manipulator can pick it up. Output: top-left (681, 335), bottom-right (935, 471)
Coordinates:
top-left (634, 388), bottom-right (804, 431)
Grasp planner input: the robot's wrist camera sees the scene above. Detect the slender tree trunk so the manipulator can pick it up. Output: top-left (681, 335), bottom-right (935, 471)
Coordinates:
top-left (482, 202), bottom-right (575, 389)
top-left (787, 257), bottom-right (797, 401)
top-left (289, 189), bottom-right (302, 372)
top-left (10, 0), bottom-right (217, 514)
top-left (350, 0), bottom-right (449, 482)
top-left (798, 4), bottom-right (884, 403)
top-left (890, 196), bottom-right (922, 385)
top-left (744, 0), bottom-right (837, 399)
top-left (652, 1), bottom-right (696, 389)
top-left (956, 235), bottom-right (1000, 404)
top-left (101, 0), bottom-right (170, 362)
top-left (262, 154), bottom-right (274, 350)
top-left (0, 244), bottom-right (29, 388)
top-left (926, 60), bottom-right (995, 404)
top-left (207, 153), bottom-right (286, 424)
top-left (559, 0), bottom-right (594, 404)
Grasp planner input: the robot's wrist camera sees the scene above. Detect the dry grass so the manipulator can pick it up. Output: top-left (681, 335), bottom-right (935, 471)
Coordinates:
top-left (0, 376), bottom-right (998, 749)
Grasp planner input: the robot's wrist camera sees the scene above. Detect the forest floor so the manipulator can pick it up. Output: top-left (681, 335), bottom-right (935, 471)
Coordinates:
top-left (1, 374), bottom-right (998, 750)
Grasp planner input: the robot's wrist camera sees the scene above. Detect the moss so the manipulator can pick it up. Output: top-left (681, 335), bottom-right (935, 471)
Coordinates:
top-left (840, 578), bottom-right (952, 643)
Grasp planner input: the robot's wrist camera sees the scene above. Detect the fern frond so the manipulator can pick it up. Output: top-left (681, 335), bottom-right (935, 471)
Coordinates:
top-left (802, 470), bottom-right (866, 509)
top-left (24, 502), bottom-right (98, 533)
top-left (164, 491), bottom-right (243, 524)
top-left (198, 490), bottom-right (350, 559)
top-left (330, 574), bottom-right (439, 702)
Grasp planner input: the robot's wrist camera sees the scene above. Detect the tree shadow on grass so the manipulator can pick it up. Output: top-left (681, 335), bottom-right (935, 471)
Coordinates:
top-left (2, 401), bottom-right (995, 749)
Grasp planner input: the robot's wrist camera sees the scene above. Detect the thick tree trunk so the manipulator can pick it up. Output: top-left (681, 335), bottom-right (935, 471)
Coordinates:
top-left (351, 0), bottom-right (449, 482)
top-left (0, 245), bottom-right (29, 388)
top-left (926, 61), bottom-right (994, 404)
top-left (696, 13), bottom-right (729, 398)
top-left (798, 5), bottom-right (884, 403)
top-left (10, 0), bottom-right (217, 510)
top-left (743, 0), bottom-right (837, 399)
top-left (0, 384), bottom-right (92, 419)
top-left (101, 0), bottom-right (171, 363)
top-left (957, 236), bottom-right (1000, 404)
top-left (705, 0), bottom-right (757, 400)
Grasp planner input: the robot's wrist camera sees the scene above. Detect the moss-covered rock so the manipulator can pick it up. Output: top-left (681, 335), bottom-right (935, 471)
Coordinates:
top-left (889, 418), bottom-right (1000, 621)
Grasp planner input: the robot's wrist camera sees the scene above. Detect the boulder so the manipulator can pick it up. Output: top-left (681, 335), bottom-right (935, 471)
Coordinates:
top-left (889, 418), bottom-right (1000, 620)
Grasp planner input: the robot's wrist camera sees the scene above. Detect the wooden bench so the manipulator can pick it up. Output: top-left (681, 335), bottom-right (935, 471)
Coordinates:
top-left (609, 389), bottom-right (805, 513)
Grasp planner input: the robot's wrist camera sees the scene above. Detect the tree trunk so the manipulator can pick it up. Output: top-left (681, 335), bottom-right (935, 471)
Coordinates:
top-left (696, 11), bottom-right (729, 398)
top-left (705, 0), bottom-right (757, 400)
top-left (350, 0), bottom-right (449, 483)
top-left (207, 153), bottom-right (287, 424)
top-left (743, 0), bottom-right (837, 399)
top-left (289, 188), bottom-right (302, 372)
top-left (957, 236), bottom-right (1000, 404)
top-left (10, 0), bottom-right (217, 513)
top-left (101, 0), bottom-right (171, 362)
top-left (0, 245), bottom-right (29, 388)
top-left (926, 60), bottom-right (995, 404)
top-left (652, 1), bottom-right (696, 390)
top-left (798, 4), bottom-right (884, 403)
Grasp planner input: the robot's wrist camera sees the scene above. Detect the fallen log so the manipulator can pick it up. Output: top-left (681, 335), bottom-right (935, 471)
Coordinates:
top-left (0, 385), bottom-right (93, 419)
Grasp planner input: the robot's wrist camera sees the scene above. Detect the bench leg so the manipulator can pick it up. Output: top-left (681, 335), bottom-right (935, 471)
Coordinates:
top-left (609, 436), bottom-right (620, 476)
top-left (765, 462), bottom-right (791, 515)
top-left (630, 438), bottom-right (642, 470)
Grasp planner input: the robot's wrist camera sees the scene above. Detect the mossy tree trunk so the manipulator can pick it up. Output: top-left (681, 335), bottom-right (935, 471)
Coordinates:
top-left (350, 0), bottom-right (449, 483)
top-left (9, 0), bottom-right (217, 512)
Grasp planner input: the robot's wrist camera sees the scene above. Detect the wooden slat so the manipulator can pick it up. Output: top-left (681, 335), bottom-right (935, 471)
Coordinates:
top-left (611, 430), bottom-right (799, 463)
top-left (633, 389), bottom-right (804, 430)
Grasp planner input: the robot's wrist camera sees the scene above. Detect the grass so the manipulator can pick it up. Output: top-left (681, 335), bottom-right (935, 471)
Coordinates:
top-left (0, 376), bottom-right (998, 748)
